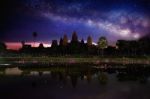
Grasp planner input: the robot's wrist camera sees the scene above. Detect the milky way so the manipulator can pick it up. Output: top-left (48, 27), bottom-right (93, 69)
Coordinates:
top-left (1, 0), bottom-right (150, 45)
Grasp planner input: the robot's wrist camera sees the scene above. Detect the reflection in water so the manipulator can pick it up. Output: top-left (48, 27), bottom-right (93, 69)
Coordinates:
top-left (43, 71), bottom-right (51, 75)
top-left (86, 70), bottom-right (92, 83)
top-left (0, 64), bottom-right (10, 66)
top-left (70, 74), bottom-right (78, 88)
top-left (30, 71), bottom-right (39, 76)
top-left (1, 64), bottom-right (150, 86)
top-left (0, 64), bottom-right (150, 99)
top-left (0, 71), bottom-right (4, 75)
top-left (58, 72), bottom-right (67, 88)
top-left (98, 72), bottom-right (108, 85)
top-left (5, 67), bottom-right (23, 75)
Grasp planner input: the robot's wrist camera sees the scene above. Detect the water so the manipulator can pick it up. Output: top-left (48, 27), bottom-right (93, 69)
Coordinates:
top-left (0, 64), bottom-right (150, 99)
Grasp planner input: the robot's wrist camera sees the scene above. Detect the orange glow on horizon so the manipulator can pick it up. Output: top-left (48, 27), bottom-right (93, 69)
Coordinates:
top-left (5, 42), bottom-right (51, 50)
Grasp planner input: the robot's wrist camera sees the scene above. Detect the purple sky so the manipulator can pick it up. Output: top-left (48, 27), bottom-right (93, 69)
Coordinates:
top-left (1, 0), bottom-right (150, 46)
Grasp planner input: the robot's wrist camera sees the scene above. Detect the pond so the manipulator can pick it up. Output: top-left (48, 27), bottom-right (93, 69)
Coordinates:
top-left (0, 64), bottom-right (150, 99)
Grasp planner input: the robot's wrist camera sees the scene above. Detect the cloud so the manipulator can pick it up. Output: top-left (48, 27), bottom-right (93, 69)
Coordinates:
top-left (42, 11), bottom-right (143, 40)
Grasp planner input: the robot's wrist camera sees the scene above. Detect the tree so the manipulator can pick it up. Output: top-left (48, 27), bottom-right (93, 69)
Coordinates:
top-left (138, 36), bottom-right (150, 55)
top-left (116, 40), bottom-right (127, 55)
top-left (97, 37), bottom-right (108, 56)
top-left (129, 40), bottom-right (138, 56)
top-left (0, 42), bottom-right (6, 52)
top-left (116, 40), bottom-right (136, 56)
top-left (39, 43), bottom-right (44, 48)
top-left (32, 32), bottom-right (38, 47)
top-left (0, 42), bottom-right (6, 56)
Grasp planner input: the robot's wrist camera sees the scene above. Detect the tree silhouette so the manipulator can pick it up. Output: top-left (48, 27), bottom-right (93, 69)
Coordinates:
top-left (39, 43), bottom-right (44, 48)
top-left (98, 72), bottom-right (108, 85)
top-left (71, 74), bottom-right (78, 88)
top-left (116, 40), bottom-right (131, 56)
top-left (116, 40), bottom-right (126, 55)
top-left (97, 37), bottom-right (108, 56)
top-left (138, 36), bottom-right (150, 55)
top-left (0, 42), bottom-right (6, 52)
top-left (32, 32), bottom-right (38, 47)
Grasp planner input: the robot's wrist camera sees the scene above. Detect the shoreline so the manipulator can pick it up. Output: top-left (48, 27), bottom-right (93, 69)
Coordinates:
top-left (1, 57), bottom-right (150, 65)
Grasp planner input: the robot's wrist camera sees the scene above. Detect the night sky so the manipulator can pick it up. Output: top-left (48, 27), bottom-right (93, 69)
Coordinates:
top-left (0, 0), bottom-right (150, 49)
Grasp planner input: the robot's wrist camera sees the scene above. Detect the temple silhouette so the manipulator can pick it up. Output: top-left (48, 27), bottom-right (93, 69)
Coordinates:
top-left (1, 31), bottom-right (150, 56)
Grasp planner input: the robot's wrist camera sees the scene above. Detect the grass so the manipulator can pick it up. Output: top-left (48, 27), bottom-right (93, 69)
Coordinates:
top-left (1, 56), bottom-right (150, 65)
